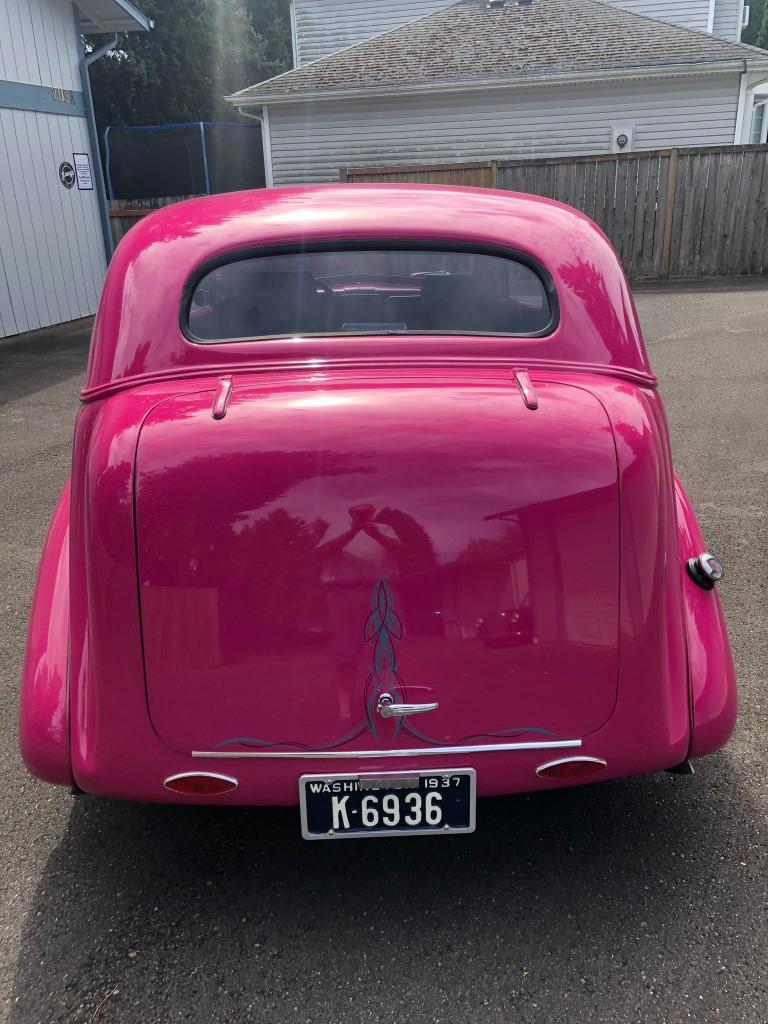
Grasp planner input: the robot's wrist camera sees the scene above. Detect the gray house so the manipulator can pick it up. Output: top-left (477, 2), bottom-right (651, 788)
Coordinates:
top-left (227, 0), bottom-right (768, 186)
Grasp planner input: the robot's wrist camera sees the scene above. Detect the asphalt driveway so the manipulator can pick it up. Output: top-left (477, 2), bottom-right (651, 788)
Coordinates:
top-left (1, 282), bottom-right (766, 1024)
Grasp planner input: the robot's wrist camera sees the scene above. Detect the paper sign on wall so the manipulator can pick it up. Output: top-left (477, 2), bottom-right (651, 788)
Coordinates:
top-left (73, 152), bottom-right (93, 191)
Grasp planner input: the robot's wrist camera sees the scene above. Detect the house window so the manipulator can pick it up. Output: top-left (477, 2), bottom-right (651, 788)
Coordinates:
top-left (751, 99), bottom-right (768, 145)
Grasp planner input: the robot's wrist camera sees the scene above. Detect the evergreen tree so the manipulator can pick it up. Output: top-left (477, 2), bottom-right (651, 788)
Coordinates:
top-left (742, 0), bottom-right (767, 46)
top-left (87, 0), bottom-right (291, 136)
top-left (759, 0), bottom-right (768, 48)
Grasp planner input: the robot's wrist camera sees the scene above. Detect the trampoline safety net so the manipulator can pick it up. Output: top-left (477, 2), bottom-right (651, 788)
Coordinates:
top-left (105, 122), bottom-right (266, 200)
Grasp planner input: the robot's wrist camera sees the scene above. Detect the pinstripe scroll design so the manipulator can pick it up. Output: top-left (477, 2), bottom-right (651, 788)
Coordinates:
top-left (214, 578), bottom-right (556, 751)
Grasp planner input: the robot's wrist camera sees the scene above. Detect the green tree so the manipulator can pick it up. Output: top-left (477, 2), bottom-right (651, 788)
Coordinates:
top-left (742, 0), bottom-right (767, 47)
top-left (87, 0), bottom-right (291, 135)
top-left (759, 1), bottom-right (768, 48)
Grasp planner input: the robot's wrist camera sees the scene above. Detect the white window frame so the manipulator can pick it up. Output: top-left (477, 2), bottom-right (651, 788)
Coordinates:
top-left (751, 97), bottom-right (768, 145)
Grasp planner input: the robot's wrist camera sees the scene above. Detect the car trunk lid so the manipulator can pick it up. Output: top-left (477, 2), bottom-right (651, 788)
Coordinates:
top-left (135, 373), bottom-right (619, 754)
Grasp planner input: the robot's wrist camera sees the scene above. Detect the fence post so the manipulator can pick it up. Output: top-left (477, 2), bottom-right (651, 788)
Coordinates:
top-left (490, 160), bottom-right (499, 188)
top-left (199, 122), bottom-right (211, 195)
top-left (660, 149), bottom-right (679, 278)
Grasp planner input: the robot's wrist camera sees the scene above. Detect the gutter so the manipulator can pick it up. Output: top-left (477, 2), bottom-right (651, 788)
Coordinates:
top-left (77, 0), bottom-right (154, 33)
top-left (76, 14), bottom-right (118, 262)
top-left (227, 58), bottom-right (768, 108)
top-left (110, 0), bottom-right (153, 32)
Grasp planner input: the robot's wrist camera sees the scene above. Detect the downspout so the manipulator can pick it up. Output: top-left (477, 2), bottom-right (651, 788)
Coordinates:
top-left (237, 106), bottom-right (274, 187)
top-left (707, 0), bottom-right (716, 35)
top-left (735, 67), bottom-right (750, 142)
top-left (75, 13), bottom-right (118, 261)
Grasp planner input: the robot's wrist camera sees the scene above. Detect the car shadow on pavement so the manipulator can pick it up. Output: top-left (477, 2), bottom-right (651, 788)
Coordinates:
top-left (9, 756), bottom-right (751, 1024)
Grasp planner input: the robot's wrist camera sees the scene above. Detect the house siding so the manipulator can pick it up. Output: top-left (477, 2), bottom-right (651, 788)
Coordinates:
top-left (601, 1), bottom-right (711, 33)
top-left (266, 74), bottom-right (741, 185)
top-left (0, 0), bottom-right (81, 89)
top-left (713, 0), bottom-right (742, 40)
top-left (292, 0), bottom-right (455, 66)
top-left (0, 0), bottom-right (106, 338)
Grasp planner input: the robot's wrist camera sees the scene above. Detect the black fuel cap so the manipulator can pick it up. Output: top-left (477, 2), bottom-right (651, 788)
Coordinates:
top-left (686, 552), bottom-right (724, 590)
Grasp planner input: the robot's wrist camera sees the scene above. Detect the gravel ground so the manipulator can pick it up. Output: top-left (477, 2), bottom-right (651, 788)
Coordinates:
top-left (0, 282), bottom-right (766, 1024)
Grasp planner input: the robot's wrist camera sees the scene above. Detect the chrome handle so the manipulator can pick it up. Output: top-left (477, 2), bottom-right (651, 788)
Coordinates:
top-left (377, 693), bottom-right (439, 718)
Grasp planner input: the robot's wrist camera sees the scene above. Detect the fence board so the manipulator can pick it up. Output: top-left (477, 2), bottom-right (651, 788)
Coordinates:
top-left (341, 161), bottom-right (495, 188)
top-left (620, 157), bottom-right (638, 272)
top-left (700, 152), bottom-right (727, 277)
top-left (736, 151), bottom-right (764, 275)
top-left (630, 157), bottom-right (649, 280)
top-left (751, 154), bottom-right (768, 274)
top-left (651, 154), bottom-right (669, 277)
top-left (640, 155), bottom-right (660, 280)
top-left (594, 158), bottom-right (609, 249)
top-left (679, 154), bottom-right (702, 276)
top-left (607, 158), bottom-right (626, 259)
top-left (581, 160), bottom-right (597, 223)
top-left (697, 153), bottom-right (714, 274)
top-left (719, 151), bottom-right (745, 276)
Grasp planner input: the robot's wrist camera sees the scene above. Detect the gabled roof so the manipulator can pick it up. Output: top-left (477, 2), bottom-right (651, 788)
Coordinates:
top-left (228, 0), bottom-right (768, 105)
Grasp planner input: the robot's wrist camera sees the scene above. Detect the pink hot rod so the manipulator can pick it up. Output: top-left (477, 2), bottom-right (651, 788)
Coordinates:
top-left (20, 185), bottom-right (736, 839)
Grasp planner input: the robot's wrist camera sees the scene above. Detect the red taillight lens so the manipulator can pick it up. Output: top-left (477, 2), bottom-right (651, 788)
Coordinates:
top-left (536, 757), bottom-right (607, 781)
top-left (164, 772), bottom-right (238, 796)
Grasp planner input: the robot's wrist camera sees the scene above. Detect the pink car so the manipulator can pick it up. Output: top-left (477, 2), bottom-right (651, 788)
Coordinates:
top-left (19, 185), bottom-right (736, 840)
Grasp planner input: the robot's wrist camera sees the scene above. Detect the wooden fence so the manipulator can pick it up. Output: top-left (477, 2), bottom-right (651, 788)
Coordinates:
top-left (343, 145), bottom-right (768, 280)
top-left (108, 195), bottom-right (202, 247)
top-left (340, 161), bottom-right (496, 188)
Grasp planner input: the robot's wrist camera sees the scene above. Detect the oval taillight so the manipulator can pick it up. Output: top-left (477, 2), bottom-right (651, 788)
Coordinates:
top-left (536, 757), bottom-right (607, 780)
top-left (163, 772), bottom-right (238, 796)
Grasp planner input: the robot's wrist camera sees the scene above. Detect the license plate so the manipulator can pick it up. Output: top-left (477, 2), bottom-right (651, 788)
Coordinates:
top-left (299, 769), bottom-right (476, 840)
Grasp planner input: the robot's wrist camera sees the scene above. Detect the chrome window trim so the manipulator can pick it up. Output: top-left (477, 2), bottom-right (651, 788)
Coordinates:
top-left (192, 739), bottom-right (581, 760)
top-left (180, 238), bottom-right (559, 344)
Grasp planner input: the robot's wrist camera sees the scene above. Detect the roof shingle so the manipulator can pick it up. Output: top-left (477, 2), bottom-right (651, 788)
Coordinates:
top-left (230, 0), bottom-right (768, 103)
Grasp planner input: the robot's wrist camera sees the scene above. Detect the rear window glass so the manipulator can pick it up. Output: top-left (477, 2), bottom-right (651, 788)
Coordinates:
top-left (186, 249), bottom-right (553, 341)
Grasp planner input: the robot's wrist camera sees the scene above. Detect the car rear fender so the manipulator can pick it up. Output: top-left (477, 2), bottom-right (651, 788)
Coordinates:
top-left (19, 479), bottom-right (73, 786)
top-left (674, 476), bottom-right (737, 758)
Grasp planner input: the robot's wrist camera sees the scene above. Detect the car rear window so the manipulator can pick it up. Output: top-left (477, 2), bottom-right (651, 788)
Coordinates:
top-left (186, 249), bottom-right (553, 341)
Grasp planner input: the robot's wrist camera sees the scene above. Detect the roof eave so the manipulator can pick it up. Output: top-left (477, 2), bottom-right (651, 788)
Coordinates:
top-left (227, 58), bottom-right (768, 107)
top-left (76, 0), bottom-right (153, 33)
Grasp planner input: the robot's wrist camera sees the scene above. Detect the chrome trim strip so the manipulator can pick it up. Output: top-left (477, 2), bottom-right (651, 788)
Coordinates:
top-left (192, 739), bottom-right (581, 760)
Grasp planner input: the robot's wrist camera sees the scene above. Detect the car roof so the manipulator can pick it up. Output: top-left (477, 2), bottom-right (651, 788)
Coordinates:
top-left (84, 184), bottom-right (651, 394)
